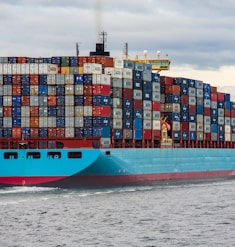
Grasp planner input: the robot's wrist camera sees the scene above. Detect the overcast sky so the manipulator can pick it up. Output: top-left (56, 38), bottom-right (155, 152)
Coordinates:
top-left (1, 0), bottom-right (235, 98)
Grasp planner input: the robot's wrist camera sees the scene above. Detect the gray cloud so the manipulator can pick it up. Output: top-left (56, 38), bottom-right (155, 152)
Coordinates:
top-left (0, 0), bottom-right (234, 69)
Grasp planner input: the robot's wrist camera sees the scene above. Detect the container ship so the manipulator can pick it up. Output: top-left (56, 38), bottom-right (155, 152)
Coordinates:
top-left (1, 33), bottom-right (235, 188)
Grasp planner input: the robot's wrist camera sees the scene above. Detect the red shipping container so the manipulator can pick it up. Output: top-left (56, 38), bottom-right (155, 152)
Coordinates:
top-left (12, 128), bottom-right (22, 139)
top-left (181, 122), bottom-right (189, 131)
top-left (92, 85), bottom-right (110, 96)
top-left (87, 56), bottom-right (96, 63)
top-left (231, 110), bottom-right (235, 118)
top-left (211, 93), bottom-right (217, 101)
top-left (204, 133), bottom-right (211, 141)
top-left (56, 128), bottom-right (65, 138)
top-left (92, 106), bottom-right (110, 116)
top-left (30, 75), bottom-right (39, 85)
top-left (152, 101), bottom-right (161, 111)
top-left (211, 86), bottom-right (217, 93)
top-left (133, 99), bottom-right (142, 109)
top-left (160, 76), bottom-right (174, 85)
top-left (164, 85), bottom-right (172, 94)
top-left (172, 85), bottom-right (180, 95)
top-left (12, 75), bottom-right (21, 85)
top-left (30, 128), bottom-right (39, 138)
top-left (188, 105), bottom-right (196, 114)
top-left (152, 130), bottom-right (161, 140)
top-left (48, 128), bottom-right (57, 138)
top-left (96, 56), bottom-right (113, 67)
top-left (204, 108), bottom-right (211, 116)
top-left (57, 66), bottom-right (61, 74)
top-left (225, 109), bottom-right (231, 117)
top-left (217, 92), bottom-right (224, 101)
top-left (84, 85), bottom-right (93, 96)
top-left (181, 95), bottom-right (188, 104)
top-left (30, 106), bottom-right (39, 117)
top-left (21, 96), bottom-right (30, 106)
top-left (123, 88), bottom-right (133, 99)
top-left (78, 56), bottom-right (89, 66)
top-left (3, 106), bottom-right (12, 117)
top-left (83, 96), bottom-right (93, 106)
top-left (143, 130), bottom-right (152, 139)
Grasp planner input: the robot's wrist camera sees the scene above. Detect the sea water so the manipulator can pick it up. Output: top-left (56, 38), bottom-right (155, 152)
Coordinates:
top-left (0, 180), bottom-right (235, 247)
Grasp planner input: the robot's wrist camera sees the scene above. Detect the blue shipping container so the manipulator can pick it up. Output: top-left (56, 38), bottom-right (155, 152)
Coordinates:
top-left (101, 127), bottom-right (110, 137)
top-left (134, 119), bottom-right (142, 129)
top-left (113, 129), bottom-right (122, 140)
top-left (134, 129), bottom-right (142, 140)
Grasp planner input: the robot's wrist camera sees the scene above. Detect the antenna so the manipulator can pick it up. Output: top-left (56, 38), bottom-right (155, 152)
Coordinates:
top-left (75, 42), bottom-right (81, 57)
top-left (100, 31), bottom-right (107, 51)
top-left (124, 43), bottom-right (129, 58)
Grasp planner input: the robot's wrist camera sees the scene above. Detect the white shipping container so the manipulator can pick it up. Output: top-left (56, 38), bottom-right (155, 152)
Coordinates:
top-left (204, 124), bottom-right (211, 133)
top-left (225, 117), bottom-right (231, 125)
top-left (172, 121), bottom-right (180, 131)
top-left (152, 111), bottom-right (160, 120)
top-left (47, 75), bottom-right (56, 85)
top-left (204, 99), bottom-right (211, 108)
top-left (65, 117), bottom-right (74, 127)
top-left (112, 98), bottom-right (122, 108)
top-left (231, 118), bottom-right (235, 126)
top-left (0, 75), bottom-right (3, 86)
top-left (74, 85), bottom-right (83, 95)
top-left (101, 74), bottom-right (111, 85)
top-left (123, 78), bottom-right (132, 89)
top-left (152, 92), bottom-right (160, 102)
top-left (114, 57), bottom-right (124, 69)
top-left (29, 63), bottom-right (39, 74)
top-left (143, 100), bottom-right (152, 110)
top-left (152, 120), bottom-right (161, 130)
top-left (48, 85), bottom-right (56, 95)
top-left (197, 123), bottom-right (203, 132)
top-left (21, 64), bottom-right (29, 74)
top-left (21, 117), bottom-right (30, 127)
top-left (74, 106), bottom-right (83, 117)
top-left (204, 116), bottom-right (211, 125)
top-left (21, 106), bottom-right (30, 117)
top-left (112, 68), bottom-right (123, 79)
top-left (0, 64), bottom-right (2, 74)
top-left (188, 87), bottom-right (196, 96)
top-left (143, 120), bottom-right (152, 130)
top-left (225, 133), bottom-right (231, 142)
top-left (3, 96), bottom-right (12, 106)
top-left (0, 107), bottom-right (2, 117)
top-left (30, 96), bottom-right (39, 106)
top-left (12, 64), bottom-right (18, 74)
top-left (104, 67), bottom-right (114, 76)
top-left (133, 89), bottom-right (142, 100)
top-left (65, 95), bottom-right (74, 106)
top-left (112, 108), bottom-right (122, 118)
top-left (47, 117), bottom-right (56, 127)
top-left (112, 118), bottom-right (122, 128)
top-left (189, 122), bottom-right (196, 131)
top-left (3, 64), bottom-right (12, 74)
top-left (64, 74), bottom-right (74, 84)
top-left (152, 82), bottom-right (160, 92)
top-left (39, 64), bottom-right (58, 75)
top-left (225, 125), bottom-right (231, 133)
top-left (189, 96), bottom-right (196, 105)
top-left (143, 110), bottom-right (152, 120)
top-left (65, 85), bottom-right (74, 95)
top-left (39, 106), bottom-right (47, 117)
top-left (101, 137), bottom-right (111, 148)
top-left (197, 131), bottom-right (204, 141)
top-left (218, 108), bottom-right (224, 117)
top-left (197, 114), bottom-right (203, 123)
top-left (65, 106), bottom-right (74, 117)
top-left (56, 74), bottom-right (65, 85)
top-left (83, 106), bottom-right (92, 116)
top-left (39, 117), bottom-right (48, 127)
top-left (65, 127), bottom-right (75, 137)
top-left (211, 101), bottom-right (217, 109)
top-left (0, 84), bottom-right (2, 94)
top-left (4, 117), bottom-right (12, 127)
top-left (173, 103), bottom-right (180, 113)
top-left (218, 117), bottom-right (224, 125)
top-left (92, 74), bottom-right (101, 84)
top-left (74, 116), bottom-right (84, 127)
top-left (122, 68), bottom-right (132, 79)
top-left (3, 85), bottom-right (12, 95)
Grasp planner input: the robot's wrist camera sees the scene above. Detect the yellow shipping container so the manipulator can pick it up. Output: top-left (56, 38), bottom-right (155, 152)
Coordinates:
top-left (78, 67), bottom-right (84, 74)
top-left (61, 66), bottom-right (70, 75)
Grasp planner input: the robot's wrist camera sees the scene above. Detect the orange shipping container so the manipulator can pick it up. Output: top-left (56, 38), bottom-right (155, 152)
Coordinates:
top-left (17, 57), bottom-right (27, 63)
top-left (12, 75), bottom-right (21, 85)
top-left (30, 128), bottom-right (39, 138)
top-left (56, 128), bottom-right (65, 138)
top-left (30, 107), bottom-right (39, 117)
top-left (30, 117), bottom-right (39, 128)
top-left (3, 106), bottom-right (12, 117)
top-left (30, 75), bottom-right (39, 85)
top-left (12, 85), bottom-right (21, 96)
top-left (48, 128), bottom-right (57, 138)
top-left (12, 128), bottom-right (22, 139)
top-left (47, 95), bottom-right (57, 106)
top-left (21, 96), bottom-right (30, 106)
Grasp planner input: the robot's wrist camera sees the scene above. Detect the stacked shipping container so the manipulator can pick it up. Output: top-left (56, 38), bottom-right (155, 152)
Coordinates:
top-left (0, 55), bottom-right (235, 148)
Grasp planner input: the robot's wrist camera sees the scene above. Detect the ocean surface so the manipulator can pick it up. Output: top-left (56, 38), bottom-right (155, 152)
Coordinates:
top-left (0, 180), bottom-right (235, 247)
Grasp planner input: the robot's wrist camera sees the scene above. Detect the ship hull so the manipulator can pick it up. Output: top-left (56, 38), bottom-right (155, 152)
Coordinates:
top-left (1, 148), bottom-right (235, 188)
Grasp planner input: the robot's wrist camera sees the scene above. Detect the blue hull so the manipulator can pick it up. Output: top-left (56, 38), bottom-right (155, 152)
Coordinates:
top-left (1, 148), bottom-right (235, 187)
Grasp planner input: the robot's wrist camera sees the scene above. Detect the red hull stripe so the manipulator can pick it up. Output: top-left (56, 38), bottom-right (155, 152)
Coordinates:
top-left (0, 170), bottom-right (234, 186)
